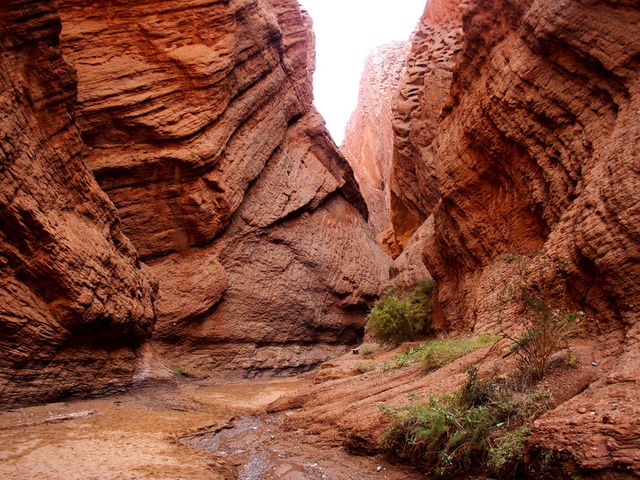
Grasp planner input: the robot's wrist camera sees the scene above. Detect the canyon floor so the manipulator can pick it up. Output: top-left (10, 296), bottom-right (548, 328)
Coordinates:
top-left (0, 371), bottom-right (421, 480)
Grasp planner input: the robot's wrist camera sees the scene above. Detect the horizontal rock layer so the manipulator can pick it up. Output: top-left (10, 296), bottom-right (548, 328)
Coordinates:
top-left (0, 0), bottom-right (158, 406)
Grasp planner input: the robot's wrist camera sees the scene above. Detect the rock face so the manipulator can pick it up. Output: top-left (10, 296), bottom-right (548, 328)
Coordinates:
top-left (388, 0), bottom-right (470, 249)
top-left (0, 1), bottom-right (157, 406)
top-left (342, 42), bottom-right (409, 241)
top-left (58, 0), bottom-right (389, 374)
top-left (386, 0), bottom-right (640, 475)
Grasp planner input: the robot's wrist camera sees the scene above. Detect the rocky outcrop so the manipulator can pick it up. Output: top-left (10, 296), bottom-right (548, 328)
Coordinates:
top-left (388, 0), bottom-right (470, 249)
top-left (342, 42), bottom-right (409, 240)
top-left (58, 0), bottom-right (389, 374)
top-left (424, 0), bottom-right (640, 335)
top-left (0, 1), bottom-right (158, 406)
top-left (386, 0), bottom-right (640, 475)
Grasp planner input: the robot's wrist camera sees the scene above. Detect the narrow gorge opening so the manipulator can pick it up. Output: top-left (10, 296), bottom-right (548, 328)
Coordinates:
top-left (300, 0), bottom-right (428, 253)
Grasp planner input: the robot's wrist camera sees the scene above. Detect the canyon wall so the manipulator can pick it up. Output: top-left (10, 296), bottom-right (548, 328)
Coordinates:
top-left (388, 0), bottom-right (470, 249)
top-left (58, 0), bottom-right (389, 375)
top-left (0, 0), bottom-right (158, 405)
top-left (342, 42), bottom-right (408, 244)
top-left (0, 0), bottom-right (387, 404)
top-left (386, 0), bottom-right (640, 474)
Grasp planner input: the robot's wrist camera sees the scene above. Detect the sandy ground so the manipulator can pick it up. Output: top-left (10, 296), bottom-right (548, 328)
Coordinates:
top-left (0, 376), bottom-right (420, 480)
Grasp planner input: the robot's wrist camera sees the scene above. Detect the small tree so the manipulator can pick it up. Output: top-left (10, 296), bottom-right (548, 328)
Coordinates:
top-left (504, 287), bottom-right (583, 382)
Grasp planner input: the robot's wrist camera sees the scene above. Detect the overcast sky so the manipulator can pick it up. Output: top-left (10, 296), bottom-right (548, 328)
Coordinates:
top-left (298, 0), bottom-right (426, 144)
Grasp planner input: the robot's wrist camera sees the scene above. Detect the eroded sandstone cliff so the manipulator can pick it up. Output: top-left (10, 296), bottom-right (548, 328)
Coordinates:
top-left (0, 0), bottom-right (387, 405)
top-left (57, 0), bottom-right (389, 374)
top-left (388, 0), bottom-right (470, 249)
top-left (342, 42), bottom-right (409, 243)
top-left (386, 0), bottom-right (640, 475)
top-left (0, 0), bottom-right (157, 405)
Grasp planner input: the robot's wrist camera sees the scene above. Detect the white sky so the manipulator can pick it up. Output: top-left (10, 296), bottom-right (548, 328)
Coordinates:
top-left (298, 0), bottom-right (427, 144)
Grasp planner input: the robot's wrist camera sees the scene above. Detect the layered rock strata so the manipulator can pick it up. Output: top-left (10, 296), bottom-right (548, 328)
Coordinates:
top-left (389, 0), bottom-right (640, 475)
top-left (58, 0), bottom-right (389, 374)
top-left (0, 0), bottom-right (157, 406)
top-left (342, 42), bottom-right (409, 241)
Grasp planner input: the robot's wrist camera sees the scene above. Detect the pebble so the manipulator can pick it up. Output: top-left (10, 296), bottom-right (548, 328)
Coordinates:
top-left (376, 466), bottom-right (384, 472)
top-left (578, 407), bottom-right (587, 414)
top-left (592, 360), bottom-right (598, 367)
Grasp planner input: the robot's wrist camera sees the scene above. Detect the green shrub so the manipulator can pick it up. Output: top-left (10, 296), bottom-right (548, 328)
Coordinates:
top-left (487, 426), bottom-right (530, 474)
top-left (380, 395), bottom-right (494, 477)
top-left (379, 369), bottom-right (553, 478)
top-left (504, 287), bottom-right (583, 382)
top-left (366, 280), bottom-right (435, 345)
top-left (564, 350), bottom-right (578, 367)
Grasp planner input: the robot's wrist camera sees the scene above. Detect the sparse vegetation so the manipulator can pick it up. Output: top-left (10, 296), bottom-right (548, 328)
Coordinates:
top-left (564, 349), bottom-right (578, 367)
top-left (379, 368), bottom-right (553, 479)
top-left (365, 280), bottom-right (435, 345)
top-left (381, 345), bottom-right (427, 370)
top-left (380, 334), bottom-right (498, 371)
top-left (421, 334), bottom-right (499, 373)
top-left (172, 367), bottom-right (186, 378)
top-left (359, 343), bottom-right (378, 357)
top-left (356, 362), bottom-right (375, 374)
top-left (487, 425), bottom-right (531, 473)
top-left (503, 287), bottom-right (583, 382)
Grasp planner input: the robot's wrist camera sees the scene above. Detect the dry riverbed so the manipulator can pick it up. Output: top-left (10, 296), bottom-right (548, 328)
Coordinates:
top-left (0, 375), bottom-right (420, 480)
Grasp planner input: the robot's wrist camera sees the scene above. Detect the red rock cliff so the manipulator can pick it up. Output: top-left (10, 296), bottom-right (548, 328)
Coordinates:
top-left (389, 0), bottom-right (640, 474)
top-left (388, 0), bottom-right (470, 249)
top-left (0, 0), bottom-right (157, 406)
top-left (57, 0), bottom-right (389, 374)
top-left (342, 42), bottom-right (409, 241)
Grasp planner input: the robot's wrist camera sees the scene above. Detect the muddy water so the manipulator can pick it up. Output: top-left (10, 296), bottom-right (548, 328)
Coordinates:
top-left (185, 415), bottom-right (324, 479)
top-left (0, 377), bottom-right (420, 480)
top-left (183, 411), bottom-right (417, 480)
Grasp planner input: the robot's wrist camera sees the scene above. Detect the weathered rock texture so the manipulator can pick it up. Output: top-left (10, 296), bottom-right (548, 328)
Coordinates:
top-left (58, 0), bottom-right (389, 374)
top-left (388, 0), bottom-right (470, 249)
top-left (342, 42), bottom-right (409, 241)
top-left (0, 0), bottom-right (157, 406)
top-left (388, 0), bottom-right (640, 475)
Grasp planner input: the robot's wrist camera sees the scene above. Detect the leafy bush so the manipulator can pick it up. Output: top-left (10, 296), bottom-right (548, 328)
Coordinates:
top-left (366, 280), bottom-right (435, 345)
top-left (487, 426), bottom-right (530, 473)
top-left (379, 369), bottom-right (553, 478)
top-left (380, 395), bottom-right (494, 477)
top-left (504, 287), bottom-right (583, 382)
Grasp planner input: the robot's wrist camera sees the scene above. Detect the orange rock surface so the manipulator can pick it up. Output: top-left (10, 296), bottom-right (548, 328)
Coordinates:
top-left (342, 42), bottom-right (409, 239)
top-left (388, 0), bottom-right (470, 248)
top-left (0, 0), bottom-right (157, 405)
top-left (57, 0), bottom-right (389, 374)
top-left (0, 0), bottom-right (388, 404)
top-left (384, 0), bottom-right (640, 474)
